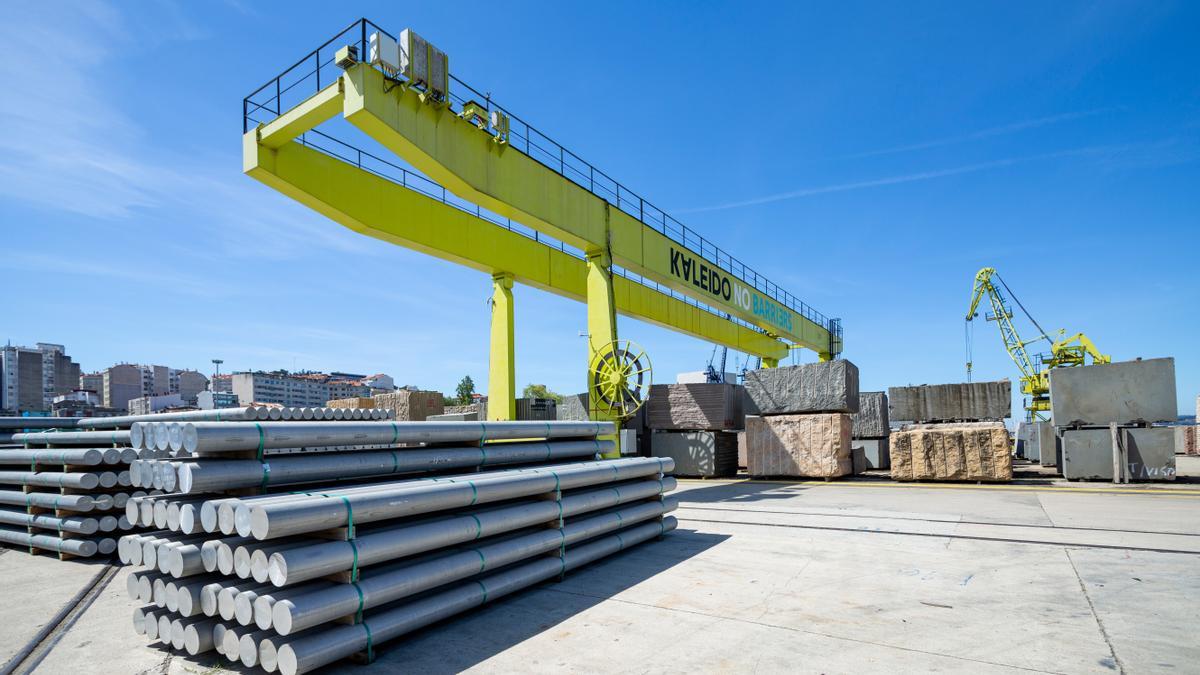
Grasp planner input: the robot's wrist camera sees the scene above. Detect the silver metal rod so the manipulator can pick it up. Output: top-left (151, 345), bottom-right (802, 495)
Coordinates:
top-left (79, 407), bottom-right (258, 429)
top-left (0, 448), bottom-right (115, 466)
top-left (174, 439), bottom-right (606, 493)
top-left (178, 420), bottom-right (612, 454)
top-left (11, 430), bottom-right (131, 446)
top-left (0, 489), bottom-right (94, 512)
top-left (0, 527), bottom-right (99, 556)
top-left (272, 498), bottom-right (675, 635)
top-left (0, 470), bottom-right (109, 490)
top-left (0, 417), bottom-right (81, 430)
top-left (246, 457), bottom-right (671, 540)
top-left (275, 518), bottom-right (676, 675)
top-left (267, 476), bottom-right (675, 586)
top-left (0, 506), bottom-right (100, 534)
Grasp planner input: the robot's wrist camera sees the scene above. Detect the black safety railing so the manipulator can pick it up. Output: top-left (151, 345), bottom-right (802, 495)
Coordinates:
top-left (243, 18), bottom-right (842, 354)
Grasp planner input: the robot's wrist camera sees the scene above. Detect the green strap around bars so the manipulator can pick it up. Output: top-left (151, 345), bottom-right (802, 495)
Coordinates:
top-left (352, 577), bottom-right (365, 621)
top-left (298, 492), bottom-right (357, 539)
top-left (472, 547), bottom-right (486, 573)
top-left (543, 442), bottom-right (552, 461)
top-left (544, 422), bottom-right (551, 439)
top-left (349, 538), bottom-right (360, 581)
top-left (467, 481), bottom-right (478, 506)
top-left (470, 513), bottom-right (483, 540)
top-left (478, 422), bottom-right (487, 448)
top-left (389, 451), bottom-right (399, 474)
top-left (254, 422), bottom-right (265, 459)
top-left (389, 422), bottom-right (399, 446)
top-left (475, 579), bottom-right (489, 604)
top-left (479, 444), bottom-right (488, 467)
top-left (361, 621), bottom-right (374, 662)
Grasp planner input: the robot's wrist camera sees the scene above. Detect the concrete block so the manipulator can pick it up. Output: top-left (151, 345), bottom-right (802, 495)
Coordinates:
top-left (743, 360), bottom-right (859, 415)
top-left (887, 380), bottom-right (1011, 423)
top-left (890, 422), bottom-right (1012, 482)
top-left (1035, 421), bottom-right (1058, 467)
top-left (746, 413), bottom-right (852, 478)
top-left (373, 390), bottom-right (444, 421)
top-left (1049, 358), bottom-right (1177, 426)
top-left (736, 429), bottom-right (748, 468)
top-left (1017, 422), bottom-right (1034, 461)
top-left (851, 391), bottom-right (889, 438)
top-left (650, 430), bottom-right (738, 477)
top-left (647, 384), bottom-right (744, 431)
top-left (1061, 427), bottom-right (1176, 481)
top-left (851, 437), bottom-right (890, 470)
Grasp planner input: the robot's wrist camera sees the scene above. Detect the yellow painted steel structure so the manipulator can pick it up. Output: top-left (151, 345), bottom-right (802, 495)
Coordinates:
top-left (243, 28), bottom-right (838, 453)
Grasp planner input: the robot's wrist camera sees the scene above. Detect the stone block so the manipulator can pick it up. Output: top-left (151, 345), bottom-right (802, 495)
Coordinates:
top-left (1061, 427), bottom-right (1176, 481)
top-left (889, 422), bottom-right (1012, 481)
top-left (647, 384), bottom-right (744, 431)
top-left (851, 391), bottom-right (889, 437)
top-left (887, 380), bottom-right (1011, 422)
top-left (746, 413), bottom-right (852, 478)
top-left (743, 360), bottom-right (859, 415)
top-left (1049, 358), bottom-right (1177, 426)
top-left (373, 390), bottom-right (444, 421)
top-left (650, 430), bottom-right (738, 477)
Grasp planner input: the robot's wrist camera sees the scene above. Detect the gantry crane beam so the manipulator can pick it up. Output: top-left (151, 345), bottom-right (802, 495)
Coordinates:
top-left (258, 64), bottom-right (835, 357)
top-left (243, 136), bottom-right (790, 361)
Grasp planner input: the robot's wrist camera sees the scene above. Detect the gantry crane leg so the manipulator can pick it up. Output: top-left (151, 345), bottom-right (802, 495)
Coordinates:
top-left (487, 273), bottom-right (516, 421)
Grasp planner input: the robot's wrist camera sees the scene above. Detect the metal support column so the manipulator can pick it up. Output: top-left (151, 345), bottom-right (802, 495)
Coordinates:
top-left (488, 273), bottom-right (516, 421)
top-left (585, 248), bottom-right (621, 458)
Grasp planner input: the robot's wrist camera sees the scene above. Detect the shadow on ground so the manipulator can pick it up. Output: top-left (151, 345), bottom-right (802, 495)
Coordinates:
top-left (334, 528), bottom-right (729, 674)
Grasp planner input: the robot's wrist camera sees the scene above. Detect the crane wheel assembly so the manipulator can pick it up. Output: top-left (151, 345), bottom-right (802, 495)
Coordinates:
top-left (588, 339), bottom-right (652, 420)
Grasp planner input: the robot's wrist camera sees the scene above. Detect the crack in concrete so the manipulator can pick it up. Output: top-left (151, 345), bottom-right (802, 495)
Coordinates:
top-left (1064, 548), bottom-right (1125, 674)
top-left (541, 586), bottom-right (1057, 673)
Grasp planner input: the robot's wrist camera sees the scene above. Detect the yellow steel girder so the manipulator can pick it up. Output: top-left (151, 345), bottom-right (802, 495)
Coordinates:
top-left (242, 136), bottom-right (789, 362)
top-left (308, 64), bottom-right (833, 354)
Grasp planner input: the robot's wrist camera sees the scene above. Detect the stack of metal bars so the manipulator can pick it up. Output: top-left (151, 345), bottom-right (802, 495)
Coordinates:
top-left (119, 420), bottom-right (677, 674)
top-left (0, 427), bottom-right (148, 558)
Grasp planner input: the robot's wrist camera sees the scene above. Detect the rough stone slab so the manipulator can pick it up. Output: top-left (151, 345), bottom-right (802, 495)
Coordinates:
top-left (557, 393), bottom-right (590, 421)
top-left (737, 428), bottom-right (749, 469)
top-left (743, 360), bottom-right (859, 415)
top-left (647, 384), bottom-right (744, 431)
top-left (650, 430), bottom-right (738, 477)
top-left (373, 390), bottom-right (445, 421)
top-left (887, 380), bottom-right (1011, 422)
top-left (851, 391), bottom-right (889, 437)
top-left (1049, 358), bottom-right (1177, 426)
top-left (428, 411), bottom-right (479, 421)
top-left (890, 422), bottom-right (1012, 481)
top-left (746, 413), bottom-right (852, 478)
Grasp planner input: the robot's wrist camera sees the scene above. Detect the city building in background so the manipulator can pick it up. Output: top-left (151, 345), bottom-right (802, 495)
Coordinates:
top-left (100, 363), bottom-right (209, 411)
top-left (231, 370), bottom-right (390, 407)
top-left (197, 390), bottom-right (240, 410)
top-left (128, 393), bottom-right (185, 415)
top-left (1, 342), bottom-right (82, 413)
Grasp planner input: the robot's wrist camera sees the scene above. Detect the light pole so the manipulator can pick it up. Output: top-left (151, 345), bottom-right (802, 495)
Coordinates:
top-left (211, 359), bottom-right (223, 391)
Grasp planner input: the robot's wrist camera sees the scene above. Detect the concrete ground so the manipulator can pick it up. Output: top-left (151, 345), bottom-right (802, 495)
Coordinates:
top-left (3, 460), bottom-right (1200, 674)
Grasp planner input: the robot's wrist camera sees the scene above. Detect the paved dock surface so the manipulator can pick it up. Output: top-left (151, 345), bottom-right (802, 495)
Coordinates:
top-left (3, 462), bottom-right (1199, 674)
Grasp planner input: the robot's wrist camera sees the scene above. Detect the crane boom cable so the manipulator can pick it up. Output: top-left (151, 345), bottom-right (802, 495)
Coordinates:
top-left (994, 273), bottom-right (1054, 349)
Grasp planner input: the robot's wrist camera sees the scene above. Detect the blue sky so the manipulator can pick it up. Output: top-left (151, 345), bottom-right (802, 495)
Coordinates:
top-left (1, 2), bottom-right (1197, 415)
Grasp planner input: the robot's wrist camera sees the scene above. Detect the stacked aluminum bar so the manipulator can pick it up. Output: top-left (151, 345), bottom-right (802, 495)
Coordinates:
top-left (0, 428), bottom-right (146, 558)
top-left (120, 420), bottom-right (677, 673)
top-left (76, 405), bottom-right (394, 429)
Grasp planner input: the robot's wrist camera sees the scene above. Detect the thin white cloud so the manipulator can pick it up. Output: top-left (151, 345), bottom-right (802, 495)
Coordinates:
top-left (674, 141), bottom-right (1174, 214)
top-left (0, 2), bottom-right (380, 260)
top-left (836, 109), bottom-right (1114, 160)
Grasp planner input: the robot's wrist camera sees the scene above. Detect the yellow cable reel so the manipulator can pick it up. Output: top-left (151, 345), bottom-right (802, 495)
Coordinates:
top-left (588, 339), bottom-right (652, 420)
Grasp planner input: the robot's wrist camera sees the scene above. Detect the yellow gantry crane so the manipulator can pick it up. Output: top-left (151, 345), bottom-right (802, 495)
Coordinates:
top-left (965, 267), bottom-right (1110, 421)
top-left (241, 20), bottom-right (842, 454)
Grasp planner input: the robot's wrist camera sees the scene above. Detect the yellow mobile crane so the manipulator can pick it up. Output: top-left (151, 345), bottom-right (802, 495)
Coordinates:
top-left (965, 267), bottom-right (1110, 421)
